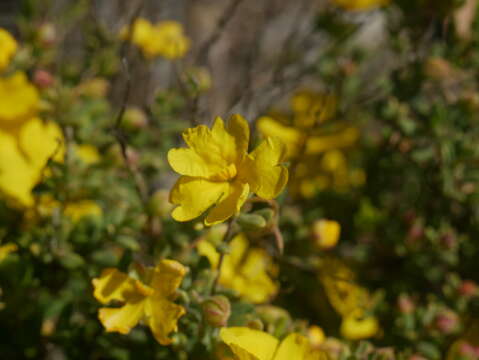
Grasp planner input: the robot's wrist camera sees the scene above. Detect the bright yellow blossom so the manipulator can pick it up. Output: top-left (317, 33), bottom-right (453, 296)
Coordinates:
top-left (0, 118), bottom-right (64, 207)
top-left (124, 18), bottom-right (190, 59)
top-left (331, 0), bottom-right (390, 11)
top-left (220, 327), bottom-right (328, 360)
top-left (0, 72), bottom-right (39, 131)
top-left (0, 28), bottom-right (17, 72)
top-left (0, 243), bottom-right (18, 262)
top-left (168, 114), bottom-right (288, 225)
top-left (198, 233), bottom-right (278, 303)
top-left (319, 257), bottom-right (379, 340)
top-left (313, 219), bottom-right (341, 250)
top-left (92, 259), bottom-right (186, 345)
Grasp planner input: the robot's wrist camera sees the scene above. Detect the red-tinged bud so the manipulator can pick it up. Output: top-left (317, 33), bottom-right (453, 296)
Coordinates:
top-left (408, 355), bottom-right (428, 360)
top-left (201, 295), bottom-right (231, 328)
top-left (33, 69), bottom-right (54, 89)
top-left (441, 232), bottom-right (457, 250)
top-left (434, 310), bottom-right (459, 334)
top-left (459, 280), bottom-right (478, 297)
top-left (458, 341), bottom-right (478, 358)
top-left (398, 294), bottom-right (415, 314)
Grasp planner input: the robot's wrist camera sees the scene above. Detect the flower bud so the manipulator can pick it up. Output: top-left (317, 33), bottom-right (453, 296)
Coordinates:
top-left (122, 107), bottom-right (148, 130)
top-left (201, 295), bottom-right (231, 327)
top-left (246, 319), bottom-right (264, 331)
top-left (312, 219), bottom-right (340, 250)
top-left (459, 280), bottom-right (477, 297)
top-left (38, 23), bottom-right (57, 47)
top-left (398, 294), bottom-right (415, 314)
top-left (148, 190), bottom-right (173, 218)
top-left (33, 69), bottom-right (54, 89)
top-left (237, 213), bottom-right (267, 231)
top-left (434, 310), bottom-right (459, 334)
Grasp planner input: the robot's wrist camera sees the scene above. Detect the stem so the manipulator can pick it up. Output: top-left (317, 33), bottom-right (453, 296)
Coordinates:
top-left (211, 217), bottom-right (237, 294)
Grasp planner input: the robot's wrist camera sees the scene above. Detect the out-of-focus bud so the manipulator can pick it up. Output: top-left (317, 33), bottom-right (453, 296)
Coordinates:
top-left (459, 280), bottom-right (478, 297)
top-left (246, 319), bottom-right (264, 331)
top-left (37, 23), bottom-right (57, 47)
top-left (407, 220), bottom-right (424, 243)
top-left (122, 107), bottom-right (148, 130)
top-left (33, 69), bottom-right (54, 89)
top-left (77, 78), bottom-right (110, 98)
top-left (320, 338), bottom-right (348, 358)
top-left (148, 190), bottom-right (173, 218)
top-left (307, 325), bottom-right (325, 348)
top-left (312, 219), bottom-right (341, 250)
top-left (408, 355), bottom-right (428, 360)
top-left (237, 213), bottom-right (267, 231)
top-left (182, 66), bottom-right (212, 95)
top-left (106, 144), bottom-right (139, 168)
top-left (254, 208), bottom-right (275, 224)
top-left (441, 232), bottom-right (457, 250)
top-left (434, 310), bottom-right (460, 334)
top-left (457, 341), bottom-right (479, 358)
top-left (201, 295), bottom-right (231, 328)
top-left (398, 294), bottom-right (415, 314)
top-left (424, 57), bottom-right (455, 80)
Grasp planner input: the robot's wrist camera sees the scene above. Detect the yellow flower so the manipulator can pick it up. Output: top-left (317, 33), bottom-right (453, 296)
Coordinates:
top-left (220, 327), bottom-right (328, 360)
top-left (0, 28), bottom-right (17, 72)
top-left (319, 257), bottom-right (379, 340)
top-left (168, 115), bottom-right (288, 225)
top-left (92, 259), bottom-right (187, 345)
top-left (331, 0), bottom-right (390, 11)
top-left (74, 144), bottom-right (101, 165)
top-left (313, 220), bottom-right (341, 250)
top-left (0, 118), bottom-right (64, 207)
top-left (0, 72), bottom-right (39, 131)
top-left (308, 325), bottom-right (326, 347)
top-left (198, 233), bottom-right (278, 303)
top-left (340, 310), bottom-right (379, 340)
top-left (0, 243), bottom-right (18, 262)
top-left (124, 19), bottom-right (190, 59)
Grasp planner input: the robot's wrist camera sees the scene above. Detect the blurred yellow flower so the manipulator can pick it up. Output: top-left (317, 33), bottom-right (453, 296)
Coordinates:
top-left (331, 0), bottom-right (390, 11)
top-left (0, 118), bottom-right (64, 207)
top-left (92, 259), bottom-right (186, 345)
top-left (220, 327), bottom-right (328, 360)
top-left (0, 243), bottom-right (18, 262)
top-left (0, 28), bottom-right (17, 72)
top-left (64, 200), bottom-right (102, 222)
top-left (308, 325), bottom-right (326, 347)
top-left (124, 18), bottom-right (190, 59)
top-left (168, 114), bottom-right (288, 225)
top-left (319, 257), bottom-right (379, 340)
top-left (256, 91), bottom-right (362, 198)
top-left (340, 309), bottom-right (379, 341)
top-left (313, 219), bottom-right (341, 250)
top-left (0, 72), bottom-right (39, 131)
top-left (198, 233), bottom-right (278, 303)
top-left (74, 144), bottom-right (101, 165)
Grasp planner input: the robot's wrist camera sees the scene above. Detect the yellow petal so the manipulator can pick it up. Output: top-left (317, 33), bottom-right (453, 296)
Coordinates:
top-left (149, 259), bottom-right (187, 297)
top-left (75, 144), bottom-right (101, 165)
top-left (227, 114), bottom-right (250, 158)
top-left (340, 311), bottom-right (379, 340)
top-left (256, 116), bottom-right (301, 158)
top-left (168, 147), bottom-right (222, 178)
top-left (220, 327), bottom-right (279, 360)
top-left (169, 176), bottom-right (230, 222)
top-left (0, 130), bottom-right (37, 206)
top-left (313, 219), bottom-right (341, 250)
top-left (0, 28), bottom-right (17, 72)
top-left (144, 296), bottom-right (185, 345)
top-left (64, 200), bottom-right (102, 223)
top-left (98, 300), bottom-right (145, 335)
top-left (305, 127), bottom-right (358, 155)
top-left (92, 268), bottom-right (153, 304)
top-left (241, 137), bottom-right (288, 199)
top-left (331, 0), bottom-right (390, 11)
top-left (18, 118), bottom-right (64, 169)
top-left (274, 333), bottom-right (311, 360)
top-left (0, 72), bottom-right (39, 129)
top-left (205, 182), bottom-right (249, 226)
top-left (0, 243), bottom-right (18, 262)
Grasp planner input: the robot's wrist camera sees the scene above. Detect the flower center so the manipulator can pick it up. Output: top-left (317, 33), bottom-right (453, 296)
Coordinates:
top-left (211, 163), bottom-right (237, 182)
